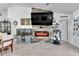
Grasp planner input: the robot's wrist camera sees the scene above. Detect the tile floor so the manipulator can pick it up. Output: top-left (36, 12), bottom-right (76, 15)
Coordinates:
top-left (1, 41), bottom-right (79, 56)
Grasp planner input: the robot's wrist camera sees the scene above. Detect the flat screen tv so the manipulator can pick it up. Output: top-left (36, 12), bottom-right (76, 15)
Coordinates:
top-left (31, 12), bottom-right (53, 25)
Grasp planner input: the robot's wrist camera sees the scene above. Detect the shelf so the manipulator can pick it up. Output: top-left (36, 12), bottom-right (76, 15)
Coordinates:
top-left (0, 21), bottom-right (11, 34)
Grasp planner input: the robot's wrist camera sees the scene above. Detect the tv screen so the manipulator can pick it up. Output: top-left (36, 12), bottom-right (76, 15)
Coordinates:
top-left (31, 12), bottom-right (53, 25)
top-left (41, 16), bottom-right (47, 21)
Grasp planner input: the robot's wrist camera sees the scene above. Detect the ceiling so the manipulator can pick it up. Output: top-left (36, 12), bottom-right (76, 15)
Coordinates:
top-left (0, 3), bottom-right (79, 14)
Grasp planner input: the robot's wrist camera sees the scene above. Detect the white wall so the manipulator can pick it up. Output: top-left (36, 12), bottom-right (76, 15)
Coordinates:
top-left (1, 9), bottom-right (7, 18)
top-left (54, 12), bottom-right (71, 31)
top-left (7, 6), bottom-right (32, 35)
top-left (67, 15), bottom-right (73, 43)
top-left (69, 9), bottom-right (79, 48)
top-left (53, 12), bottom-right (71, 23)
top-left (0, 8), bottom-right (7, 21)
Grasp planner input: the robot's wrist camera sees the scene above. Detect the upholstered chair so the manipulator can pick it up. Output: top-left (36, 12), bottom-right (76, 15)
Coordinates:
top-left (0, 32), bottom-right (13, 56)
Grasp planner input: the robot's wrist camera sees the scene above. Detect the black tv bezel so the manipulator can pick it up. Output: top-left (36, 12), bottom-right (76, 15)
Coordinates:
top-left (31, 12), bottom-right (53, 25)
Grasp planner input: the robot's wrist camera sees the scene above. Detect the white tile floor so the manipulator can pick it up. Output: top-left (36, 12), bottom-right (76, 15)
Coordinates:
top-left (1, 41), bottom-right (79, 56)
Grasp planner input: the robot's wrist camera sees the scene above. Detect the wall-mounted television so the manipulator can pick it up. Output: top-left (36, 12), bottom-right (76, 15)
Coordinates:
top-left (31, 12), bottom-right (53, 25)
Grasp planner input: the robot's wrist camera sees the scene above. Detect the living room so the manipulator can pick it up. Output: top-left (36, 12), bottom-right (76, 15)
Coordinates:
top-left (0, 3), bottom-right (79, 56)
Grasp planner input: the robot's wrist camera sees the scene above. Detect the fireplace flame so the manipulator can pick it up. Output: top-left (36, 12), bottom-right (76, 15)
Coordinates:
top-left (35, 31), bottom-right (49, 36)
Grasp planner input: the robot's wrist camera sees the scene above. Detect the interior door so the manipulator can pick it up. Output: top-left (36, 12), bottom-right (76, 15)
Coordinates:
top-left (59, 19), bottom-right (68, 42)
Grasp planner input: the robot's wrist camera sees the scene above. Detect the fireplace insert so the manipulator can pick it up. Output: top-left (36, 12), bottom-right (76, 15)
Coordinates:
top-left (35, 31), bottom-right (49, 37)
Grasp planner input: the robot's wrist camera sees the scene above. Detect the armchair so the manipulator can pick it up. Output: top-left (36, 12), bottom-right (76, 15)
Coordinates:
top-left (0, 32), bottom-right (13, 56)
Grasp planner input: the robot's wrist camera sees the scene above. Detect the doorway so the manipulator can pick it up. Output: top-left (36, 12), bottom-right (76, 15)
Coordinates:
top-left (59, 19), bottom-right (68, 43)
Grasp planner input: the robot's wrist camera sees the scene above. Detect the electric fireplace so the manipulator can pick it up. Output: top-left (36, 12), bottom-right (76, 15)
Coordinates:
top-left (32, 26), bottom-right (53, 42)
top-left (35, 31), bottom-right (49, 37)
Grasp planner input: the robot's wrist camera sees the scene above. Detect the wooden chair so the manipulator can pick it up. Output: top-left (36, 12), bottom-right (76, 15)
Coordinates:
top-left (0, 32), bottom-right (13, 56)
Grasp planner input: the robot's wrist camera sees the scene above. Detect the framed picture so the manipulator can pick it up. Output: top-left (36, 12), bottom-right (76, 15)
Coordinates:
top-left (73, 16), bottom-right (79, 36)
top-left (21, 18), bottom-right (31, 25)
